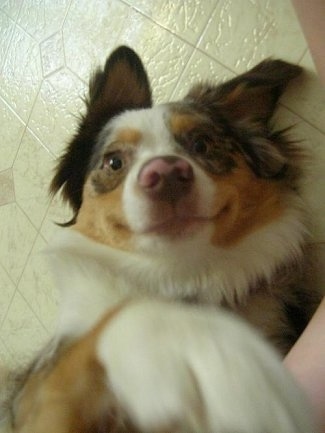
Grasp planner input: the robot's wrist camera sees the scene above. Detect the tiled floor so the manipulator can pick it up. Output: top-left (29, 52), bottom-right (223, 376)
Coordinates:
top-left (0, 0), bottom-right (325, 379)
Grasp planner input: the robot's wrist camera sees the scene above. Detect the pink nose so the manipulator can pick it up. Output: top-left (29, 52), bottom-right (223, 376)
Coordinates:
top-left (138, 156), bottom-right (194, 202)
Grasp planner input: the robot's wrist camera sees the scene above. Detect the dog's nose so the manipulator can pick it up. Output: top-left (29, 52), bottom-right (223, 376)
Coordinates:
top-left (138, 156), bottom-right (194, 202)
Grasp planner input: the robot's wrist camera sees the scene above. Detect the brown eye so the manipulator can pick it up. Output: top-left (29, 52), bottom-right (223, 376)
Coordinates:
top-left (102, 153), bottom-right (124, 171)
top-left (193, 139), bottom-right (208, 155)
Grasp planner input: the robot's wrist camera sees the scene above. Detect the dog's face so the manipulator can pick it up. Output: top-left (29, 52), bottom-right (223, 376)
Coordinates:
top-left (51, 47), bottom-right (303, 254)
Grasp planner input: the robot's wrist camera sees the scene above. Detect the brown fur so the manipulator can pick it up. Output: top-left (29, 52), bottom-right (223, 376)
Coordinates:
top-left (12, 304), bottom-right (140, 433)
top-left (74, 183), bottom-right (132, 251)
top-left (210, 156), bottom-right (284, 247)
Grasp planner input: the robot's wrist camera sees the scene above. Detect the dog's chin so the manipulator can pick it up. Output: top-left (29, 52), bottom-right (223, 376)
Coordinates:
top-left (137, 215), bottom-right (213, 238)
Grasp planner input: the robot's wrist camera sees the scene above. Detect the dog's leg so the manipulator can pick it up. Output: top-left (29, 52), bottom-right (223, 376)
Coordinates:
top-left (13, 300), bottom-right (316, 433)
top-left (12, 304), bottom-right (138, 433)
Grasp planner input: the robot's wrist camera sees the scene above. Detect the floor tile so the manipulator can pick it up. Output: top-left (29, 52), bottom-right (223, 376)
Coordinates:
top-left (0, 337), bottom-right (13, 367)
top-left (17, 0), bottom-right (70, 43)
top-left (0, 264), bottom-right (15, 329)
top-left (40, 31), bottom-right (65, 78)
top-left (1, 290), bottom-right (49, 366)
top-left (18, 236), bottom-right (59, 333)
top-left (0, 0), bottom-right (23, 21)
top-left (0, 96), bottom-right (25, 172)
top-left (0, 169), bottom-right (15, 207)
top-left (198, 0), bottom-right (306, 73)
top-left (13, 129), bottom-right (54, 229)
top-left (124, 0), bottom-right (217, 45)
top-left (0, 203), bottom-right (37, 284)
top-left (0, 11), bottom-right (15, 73)
top-left (28, 68), bottom-right (87, 156)
top-left (1, 23), bottom-right (42, 123)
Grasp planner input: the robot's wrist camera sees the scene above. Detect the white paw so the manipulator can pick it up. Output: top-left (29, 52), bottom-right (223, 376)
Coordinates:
top-left (97, 301), bottom-right (315, 433)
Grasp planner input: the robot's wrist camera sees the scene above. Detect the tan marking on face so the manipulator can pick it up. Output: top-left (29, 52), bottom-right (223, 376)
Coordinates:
top-left (115, 128), bottom-right (142, 145)
top-left (14, 302), bottom-right (138, 432)
top-left (73, 180), bottom-right (133, 251)
top-left (170, 112), bottom-right (202, 136)
top-left (210, 156), bottom-right (284, 247)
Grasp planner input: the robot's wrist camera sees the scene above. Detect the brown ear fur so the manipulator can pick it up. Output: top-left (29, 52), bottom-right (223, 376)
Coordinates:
top-left (50, 46), bottom-right (152, 218)
top-left (186, 59), bottom-right (302, 123)
top-left (185, 59), bottom-right (303, 179)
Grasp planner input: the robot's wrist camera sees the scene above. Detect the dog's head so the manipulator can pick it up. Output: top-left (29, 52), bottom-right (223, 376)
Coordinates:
top-left (51, 46), bottom-right (303, 253)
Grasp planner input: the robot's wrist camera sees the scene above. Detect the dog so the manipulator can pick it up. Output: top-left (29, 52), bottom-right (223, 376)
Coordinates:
top-left (2, 46), bottom-right (321, 432)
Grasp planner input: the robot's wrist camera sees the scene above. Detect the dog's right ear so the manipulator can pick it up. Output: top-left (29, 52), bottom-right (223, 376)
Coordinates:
top-left (50, 46), bottom-right (152, 221)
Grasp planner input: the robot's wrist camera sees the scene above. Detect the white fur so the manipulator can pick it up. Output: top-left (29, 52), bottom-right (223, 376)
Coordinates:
top-left (96, 300), bottom-right (314, 433)
top-left (46, 197), bottom-right (306, 340)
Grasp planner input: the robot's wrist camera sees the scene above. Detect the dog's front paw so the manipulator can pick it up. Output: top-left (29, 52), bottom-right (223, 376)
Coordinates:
top-left (97, 301), bottom-right (314, 433)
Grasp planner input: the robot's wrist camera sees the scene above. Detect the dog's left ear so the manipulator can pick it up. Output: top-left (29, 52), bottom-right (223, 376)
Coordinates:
top-left (186, 60), bottom-right (303, 178)
top-left (187, 59), bottom-right (302, 124)
top-left (50, 46), bottom-right (152, 220)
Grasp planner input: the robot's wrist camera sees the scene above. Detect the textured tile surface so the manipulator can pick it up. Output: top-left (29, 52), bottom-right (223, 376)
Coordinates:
top-left (18, 236), bottom-right (59, 333)
top-left (199, 0), bottom-right (307, 73)
top-left (0, 0), bottom-right (324, 382)
top-left (124, 0), bottom-right (217, 45)
top-left (1, 290), bottom-right (49, 365)
top-left (1, 24), bottom-right (42, 123)
top-left (13, 129), bottom-right (54, 228)
top-left (28, 68), bottom-right (87, 156)
top-left (0, 203), bottom-right (37, 284)
top-left (0, 96), bottom-right (25, 172)
top-left (0, 169), bottom-right (15, 206)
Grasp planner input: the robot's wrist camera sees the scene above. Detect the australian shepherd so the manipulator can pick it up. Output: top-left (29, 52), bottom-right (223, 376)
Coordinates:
top-left (1, 46), bottom-right (321, 432)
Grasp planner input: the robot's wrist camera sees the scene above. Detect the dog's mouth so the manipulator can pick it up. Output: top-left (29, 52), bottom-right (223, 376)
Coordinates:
top-left (141, 215), bottom-right (213, 236)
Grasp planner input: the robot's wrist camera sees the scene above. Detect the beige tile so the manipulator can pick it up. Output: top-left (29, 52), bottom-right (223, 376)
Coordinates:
top-left (40, 31), bottom-right (65, 77)
top-left (17, 0), bottom-right (70, 43)
top-left (0, 169), bottom-right (15, 206)
top-left (63, 0), bottom-right (130, 83)
top-left (0, 0), bottom-right (23, 21)
top-left (124, 0), bottom-right (217, 45)
top-left (0, 96), bottom-right (25, 172)
top-left (0, 264), bottom-right (15, 328)
top-left (0, 11), bottom-right (15, 72)
top-left (28, 68), bottom-right (87, 157)
top-left (0, 203), bottom-right (37, 284)
top-left (0, 337), bottom-right (13, 367)
top-left (283, 51), bottom-right (325, 134)
top-left (18, 236), bottom-right (59, 333)
top-left (13, 129), bottom-right (54, 229)
top-left (1, 23), bottom-right (42, 123)
top-left (1, 290), bottom-right (49, 365)
top-left (199, 0), bottom-right (306, 73)
top-left (172, 49), bottom-right (234, 100)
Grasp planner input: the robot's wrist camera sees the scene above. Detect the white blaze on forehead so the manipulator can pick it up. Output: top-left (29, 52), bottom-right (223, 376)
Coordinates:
top-left (109, 105), bottom-right (174, 154)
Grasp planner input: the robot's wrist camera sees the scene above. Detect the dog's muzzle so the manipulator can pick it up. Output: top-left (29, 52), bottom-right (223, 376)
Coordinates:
top-left (137, 156), bottom-right (194, 204)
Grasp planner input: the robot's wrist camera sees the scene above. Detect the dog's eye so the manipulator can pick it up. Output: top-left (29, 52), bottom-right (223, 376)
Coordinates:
top-left (193, 139), bottom-right (208, 155)
top-left (102, 153), bottom-right (124, 171)
top-left (189, 136), bottom-right (210, 156)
